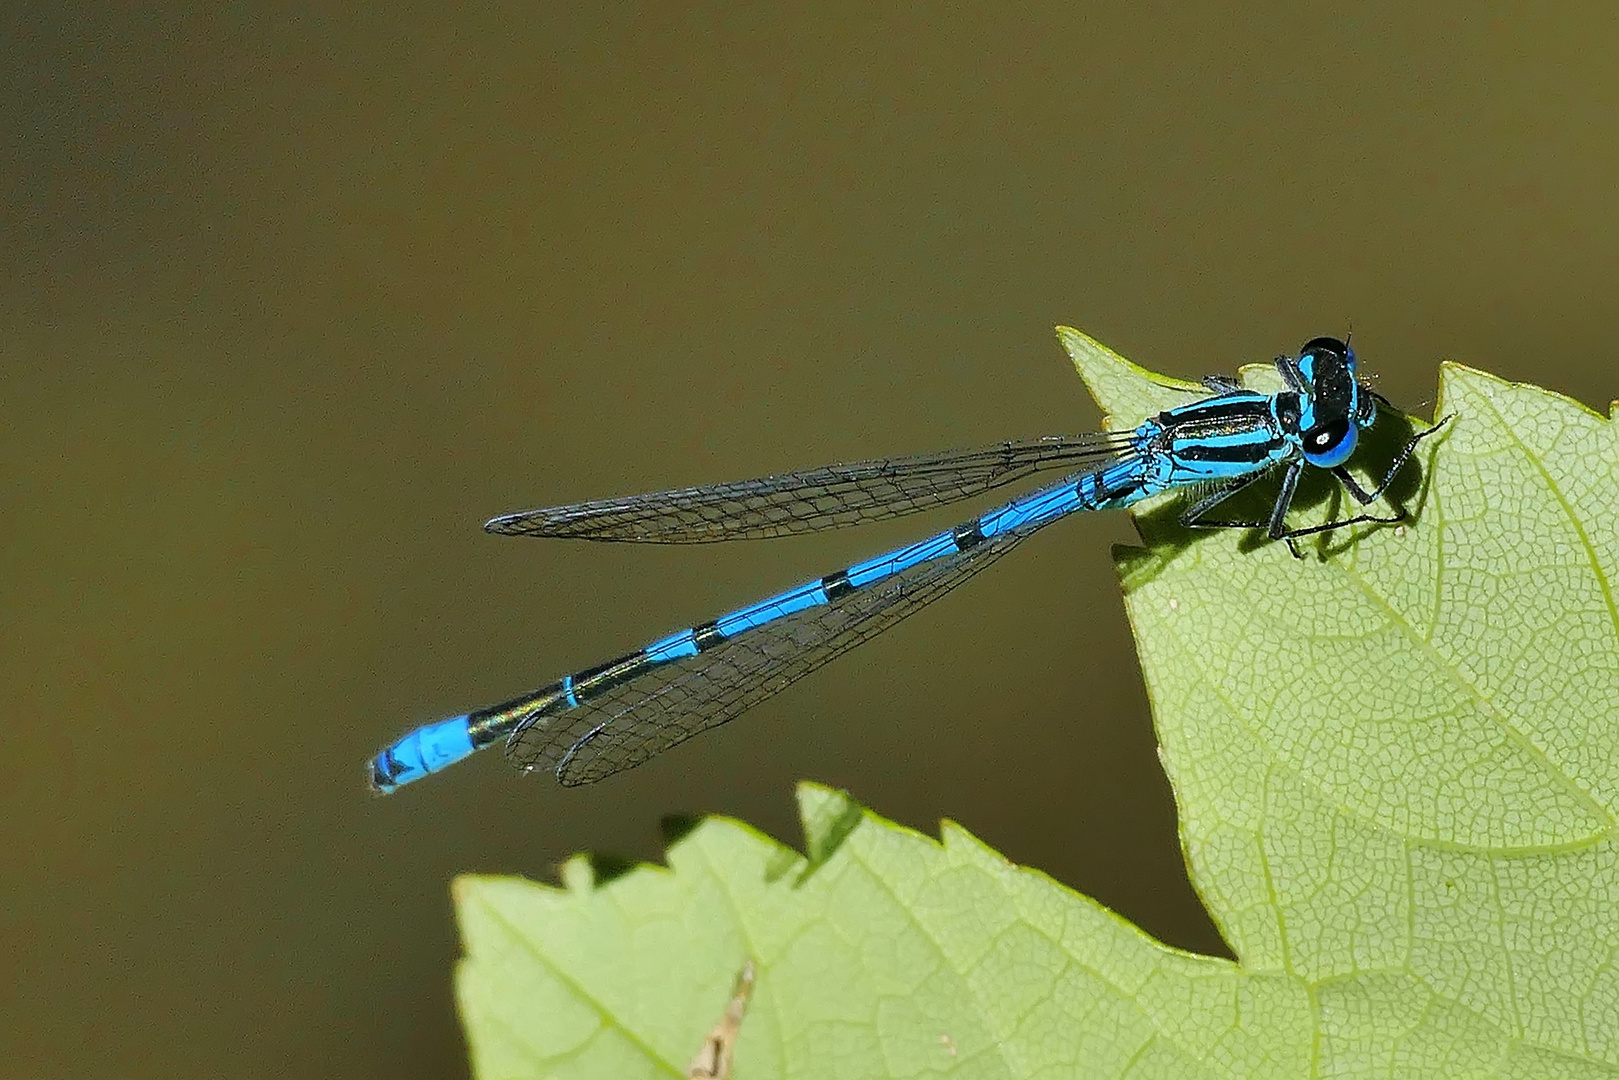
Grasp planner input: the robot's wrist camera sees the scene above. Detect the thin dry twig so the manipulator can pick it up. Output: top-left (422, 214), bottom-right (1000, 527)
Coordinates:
top-left (686, 959), bottom-right (757, 1079)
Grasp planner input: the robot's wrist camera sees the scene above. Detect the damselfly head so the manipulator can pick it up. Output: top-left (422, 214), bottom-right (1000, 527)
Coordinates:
top-left (1295, 336), bottom-right (1362, 467)
top-left (1297, 336), bottom-right (1355, 381)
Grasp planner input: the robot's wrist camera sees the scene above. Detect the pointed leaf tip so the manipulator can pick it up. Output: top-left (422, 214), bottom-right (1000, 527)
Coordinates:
top-left (1055, 325), bottom-right (1202, 429)
top-left (795, 782), bottom-right (863, 869)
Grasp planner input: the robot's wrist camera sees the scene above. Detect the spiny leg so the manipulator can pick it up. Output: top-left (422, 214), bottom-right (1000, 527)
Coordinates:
top-left (1178, 463), bottom-right (1313, 556)
top-left (1266, 461), bottom-right (1303, 539)
top-left (1265, 462), bottom-right (1306, 557)
top-left (1271, 510), bottom-right (1405, 545)
top-left (1178, 464), bottom-right (1285, 532)
top-left (1269, 463), bottom-right (1407, 556)
top-left (1182, 460), bottom-right (1395, 559)
top-left (1274, 354), bottom-right (1306, 392)
top-left (1273, 413), bottom-right (1454, 555)
top-left (1185, 459), bottom-right (1321, 557)
top-left (1332, 412), bottom-right (1455, 505)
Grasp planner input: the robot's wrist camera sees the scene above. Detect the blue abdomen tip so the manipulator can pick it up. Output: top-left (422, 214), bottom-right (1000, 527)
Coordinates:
top-left (369, 715), bottom-right (475, 793)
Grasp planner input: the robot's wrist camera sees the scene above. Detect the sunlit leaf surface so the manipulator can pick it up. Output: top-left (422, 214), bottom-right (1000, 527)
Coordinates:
top-left (455, 329), bottom-right (1619, 1077)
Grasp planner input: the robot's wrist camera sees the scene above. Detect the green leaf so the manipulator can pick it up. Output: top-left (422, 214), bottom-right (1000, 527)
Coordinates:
top-left (454, 328), bottom-right (1619, 1078)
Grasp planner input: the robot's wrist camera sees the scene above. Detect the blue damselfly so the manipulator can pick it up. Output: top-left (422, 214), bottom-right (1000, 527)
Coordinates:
top-left (370, 336), bottom-right (1446, 792)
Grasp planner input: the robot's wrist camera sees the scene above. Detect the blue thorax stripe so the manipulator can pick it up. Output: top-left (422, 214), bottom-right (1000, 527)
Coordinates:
top-left (1172, 426), bottom-right (1285, 464)
top-left (1183, 428), bottom-right (1274, 448)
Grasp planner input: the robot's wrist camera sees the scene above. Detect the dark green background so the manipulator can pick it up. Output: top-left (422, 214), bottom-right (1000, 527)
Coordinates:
top-left (6, 4), bottom-right (1617, 1077)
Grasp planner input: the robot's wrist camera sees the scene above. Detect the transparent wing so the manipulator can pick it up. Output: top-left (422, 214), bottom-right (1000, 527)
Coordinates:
top-left (505, 521), bottom-right (1039, 785)
top-left (484, 434), bottom-right (1136, 542)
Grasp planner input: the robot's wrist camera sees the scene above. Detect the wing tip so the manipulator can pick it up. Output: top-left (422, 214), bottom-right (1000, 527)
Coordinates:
top-left (484, 511), bottom-right (544, 536)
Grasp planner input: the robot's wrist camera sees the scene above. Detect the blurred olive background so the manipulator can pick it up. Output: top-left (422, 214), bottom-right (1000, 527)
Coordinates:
top-left (5, 3), bottom-right (1618, 1077)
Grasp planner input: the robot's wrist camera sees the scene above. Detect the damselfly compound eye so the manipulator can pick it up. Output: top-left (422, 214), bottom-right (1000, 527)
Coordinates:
top-left (1302, 415), bottom-right (1356, 467)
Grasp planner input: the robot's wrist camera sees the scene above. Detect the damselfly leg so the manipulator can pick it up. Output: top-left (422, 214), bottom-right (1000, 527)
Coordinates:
top-left (1333, 409), bottom-right (1455, 506)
